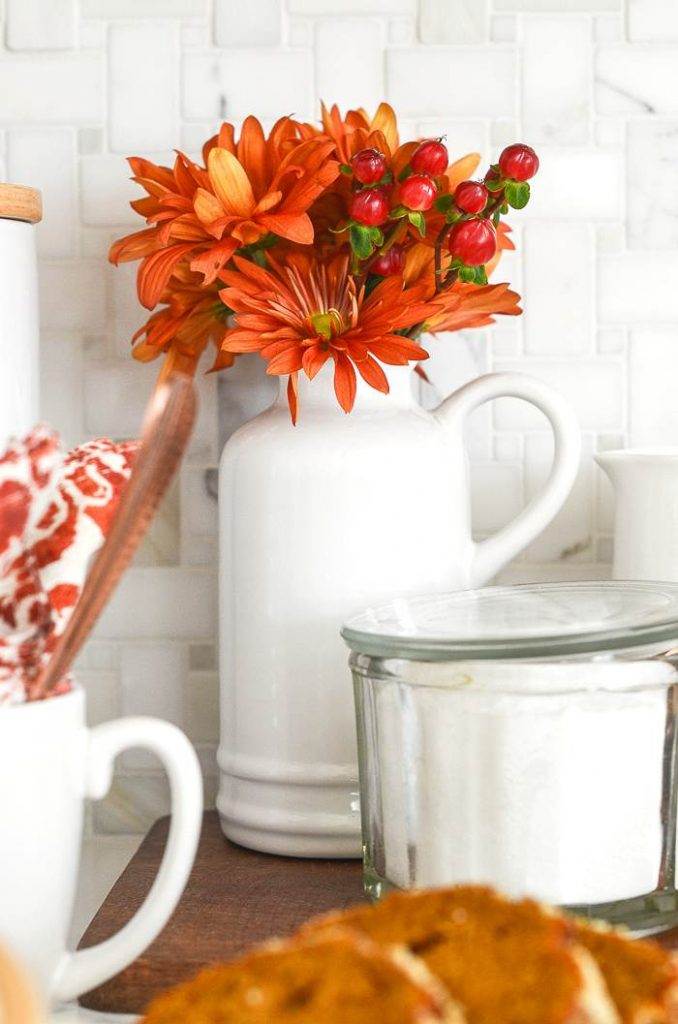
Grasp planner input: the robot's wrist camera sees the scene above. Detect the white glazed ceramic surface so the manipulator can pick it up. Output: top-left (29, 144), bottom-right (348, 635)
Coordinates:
top-left (597, 448), bottom-right (678, 581)
top-left (217, 365), bottom-right (581, 858)
top-left (0, 687), bottom-right (203, 1005)
top-left (0, 218), bottom-right (39, 448)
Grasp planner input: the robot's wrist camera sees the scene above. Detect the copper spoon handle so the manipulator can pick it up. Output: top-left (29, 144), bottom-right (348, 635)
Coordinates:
top-left (32, 375), bottom-right (196, 700)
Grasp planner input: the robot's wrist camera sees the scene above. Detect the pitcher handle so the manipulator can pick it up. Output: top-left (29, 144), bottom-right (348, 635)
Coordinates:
top-left (51, 717), bottom-right (202, 1003)
top-left (434, 372), bottom-right (581, 588)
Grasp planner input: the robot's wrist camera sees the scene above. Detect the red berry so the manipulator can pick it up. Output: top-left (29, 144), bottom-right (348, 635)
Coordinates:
top-left (349, 188), bottom-right (390, 227)
top-left (371, 245), bottom-right (405, 276)
top-left (448, 219), bottom-right (497, 266)
top-left (411, 139), bottom-right (448, 176)
top-left (351, 148), bottom-right (387, 185)
top-left (498, 143), bottom-right (539, 182)
top-left (454, 180), bottom-right (489, 215)
top-left (400, 174), bottom-right (437, 212)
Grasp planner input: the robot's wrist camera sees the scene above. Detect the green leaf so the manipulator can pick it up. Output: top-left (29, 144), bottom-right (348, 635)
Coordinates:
top-left (339, 163), bottom-right (353, 176)
top-left (435, 194), bottom-right (456, 214)
top-left (349, 223), bottom-right (375, 260)
top-left (398, 164), bottom-right (412, 182)
top-left (368, 227), bottom-right (384, 245)
top-left (408, 211), bottom-right (426, 237)
top-left (390, 204), bottom-right (409, 219)
top-left (505, 180), bottom-right (530, 209)
top-left (458, 265), bottom-right (477, 283)
top-left (474, 266), bottom-right (488, 285)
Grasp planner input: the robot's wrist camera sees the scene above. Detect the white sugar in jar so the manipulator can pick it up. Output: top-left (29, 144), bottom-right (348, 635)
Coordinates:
top-left (345, 582), bottom-right (678, 934)
top-left (0, 184), bottom-right (41, 449)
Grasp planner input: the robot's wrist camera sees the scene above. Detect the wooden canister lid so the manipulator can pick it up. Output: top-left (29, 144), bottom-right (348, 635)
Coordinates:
top-left (0, 183), bottom-right (42, 224)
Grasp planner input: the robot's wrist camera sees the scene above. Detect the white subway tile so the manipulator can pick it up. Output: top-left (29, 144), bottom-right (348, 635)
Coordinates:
top-left (5, 0), bottom-right (76, 49)
top-left (594, 14), bottom-right (624, 40)
top-left (524, 149), bottom-right (623, 220)
top-left (596, 47), bottom-right (678, 114)
top-left (183, 50), bottom-right (314, 122)
top-left (495, 0), bottom-right (618, 8)
top-left (289, 0), bottom-right (414, 10)
top-left (109, 259), bottom-right (146, 360)
top-left (215, 0), bottom-right (281, 47)
top-left (83, 357), bottom-right (158, 437)
top-left (0, 54), bottom-right (103, 124)
top-left (494, 434), bottom-right (522, 461)
top-left (315, 19), bottom-right (384, 112)
top-left (184, 671), bottom-right (219, 744)
top-left (492, 360), bottom-right (623, 430)
top-left (419, 0), bottom-right (488, 43)
top-left (523, 433), bottom-right (594, 563)
top-left (594, 119), bottom-right (624, 146)
top-left (629, 329), bottom-right (678, 444)
top-left (82, 0), bottom-right (206, 13)
top-left (523, 223), bottom-right (594, 355)
top-left (7, 130), bottom-right (77, 257)
top-left (420, 331), bottom-right (491, 460)
top-left (39, 331), bottom-right (84, 448)
top-left (109, 23), bottom-right (179, 153)
top-left (40, 262), bottom-right (106, 333)
top-left (121, 643), bottom-right (187, 724)
top-left (388, 16), bottom-right (415, 44)
top-left (627, 121), bottom-right (678, 249)
top-left (597, 329), bottom-right (626, 354)
top-left (417, 119), bottom-right (487, 160)
top-left (95, 568), bottom-right (217, 639)
top-left (491, 14), bottom-right (516, 41)
top-left (81, 155), bottom-right (149, 226)
top-left (628, 0), bottom-right (678, 40)
top-left (79, 670), bottom-right (120, 726)
top-left (386, 48), bottom-right (516, 117)
top-left (522, 18), bottom-right (590, 145)
top-left (471, 463), bottom-right (523, 534)
top-left (599, 253), bottom-right (678, 322)
top-left (181, 467), bottom-right (218, 536)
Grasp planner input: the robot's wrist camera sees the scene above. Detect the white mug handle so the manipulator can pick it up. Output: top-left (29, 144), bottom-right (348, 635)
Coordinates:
top-left (435, 372), bottom-right (581, 588)
top-left (51, 717), bottom-right (202, 1003)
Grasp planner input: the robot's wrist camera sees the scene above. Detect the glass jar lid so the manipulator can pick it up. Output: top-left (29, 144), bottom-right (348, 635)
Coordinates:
top-left (342, 582), bottom-right (678, 661)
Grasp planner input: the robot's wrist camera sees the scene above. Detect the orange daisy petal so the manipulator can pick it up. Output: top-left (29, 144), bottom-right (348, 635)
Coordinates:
top-left (207, 148), bottom-right (256, 218)
top-left (333, 353), bottom-right (357, 414)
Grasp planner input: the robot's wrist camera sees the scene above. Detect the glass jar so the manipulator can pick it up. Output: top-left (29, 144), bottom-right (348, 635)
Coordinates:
top-left (342, 582), bottom-right (678, 934)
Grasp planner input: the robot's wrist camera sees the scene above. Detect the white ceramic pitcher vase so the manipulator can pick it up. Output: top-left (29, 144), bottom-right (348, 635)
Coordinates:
top-left (218, 364), bottom-right (581, 858)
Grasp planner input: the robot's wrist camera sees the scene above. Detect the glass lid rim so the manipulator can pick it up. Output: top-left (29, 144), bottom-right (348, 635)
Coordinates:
top-left (341, 581), bottom-right (678, 660)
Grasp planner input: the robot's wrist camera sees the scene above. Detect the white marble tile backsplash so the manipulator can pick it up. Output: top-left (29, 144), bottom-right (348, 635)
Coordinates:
top-left (0, 0), bottom-right (673, 832)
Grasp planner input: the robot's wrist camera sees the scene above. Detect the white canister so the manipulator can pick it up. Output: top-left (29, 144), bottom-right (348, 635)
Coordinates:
top-left (0, 184), bottom-right (41, 448)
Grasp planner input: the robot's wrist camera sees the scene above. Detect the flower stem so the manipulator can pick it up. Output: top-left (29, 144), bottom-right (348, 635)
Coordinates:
top-left (434, 222), bottom-right (451, 294)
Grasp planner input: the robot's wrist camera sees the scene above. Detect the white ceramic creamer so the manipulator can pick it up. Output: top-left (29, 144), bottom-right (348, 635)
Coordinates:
top-left (218, 365), bottom-right (581, 857)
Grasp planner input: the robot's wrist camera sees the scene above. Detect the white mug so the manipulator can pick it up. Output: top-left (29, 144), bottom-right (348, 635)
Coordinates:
top-left (596, 448), bottom-right (678, 581)
top-left (0, 686), bottom-right (202, 1004)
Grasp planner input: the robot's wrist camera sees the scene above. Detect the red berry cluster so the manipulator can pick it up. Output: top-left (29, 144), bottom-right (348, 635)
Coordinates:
top-left (346, 139), bottom-right (538, 281)
top-left (447, 143), bottom-right (539, 270)
top-left (347, 138), bottom-right (449, 271)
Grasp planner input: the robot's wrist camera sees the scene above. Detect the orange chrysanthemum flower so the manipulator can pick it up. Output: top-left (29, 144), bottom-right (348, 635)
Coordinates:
top-left (109, 116), bottom-right (340, 309)
top-left (217, 253), bottom-right (438, 421)
top-left (130, 266), bottom-right (231, 383)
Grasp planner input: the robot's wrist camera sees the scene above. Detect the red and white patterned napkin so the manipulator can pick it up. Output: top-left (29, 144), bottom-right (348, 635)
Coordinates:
top-left (0, 428), bottom-right (136, 704)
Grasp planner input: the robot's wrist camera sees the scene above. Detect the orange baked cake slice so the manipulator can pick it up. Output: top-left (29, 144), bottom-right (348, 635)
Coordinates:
top-left (141, 928), bottom-right (466, 1024)
top-left (302, 885), bottom-right (620, 1024)
top-left (572, 919), bottom-right (678, 1024)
